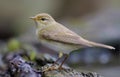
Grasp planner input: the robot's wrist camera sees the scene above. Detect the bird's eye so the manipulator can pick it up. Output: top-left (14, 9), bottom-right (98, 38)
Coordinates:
top-left (41, 18), bottom-right (46, 21)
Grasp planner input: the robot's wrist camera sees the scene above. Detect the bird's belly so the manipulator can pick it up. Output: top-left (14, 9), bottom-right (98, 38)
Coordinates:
top-left (39, 38), bottom-right (80, 54)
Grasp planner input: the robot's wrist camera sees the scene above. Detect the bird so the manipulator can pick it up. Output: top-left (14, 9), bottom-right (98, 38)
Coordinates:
top-left (30, 13), bottom-right (115, 69)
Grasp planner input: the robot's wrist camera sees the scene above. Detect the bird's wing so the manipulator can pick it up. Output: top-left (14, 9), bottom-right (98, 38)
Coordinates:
top-left (39, 23), bottom-right (115, 49)
top-left (40, 24), bottom-right (92, 47)
top-left (41, 30), bottom-right (115, 49)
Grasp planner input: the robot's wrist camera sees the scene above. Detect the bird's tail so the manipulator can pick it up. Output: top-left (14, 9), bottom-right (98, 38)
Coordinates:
top-left (88, 41), bottom-right (115, 49)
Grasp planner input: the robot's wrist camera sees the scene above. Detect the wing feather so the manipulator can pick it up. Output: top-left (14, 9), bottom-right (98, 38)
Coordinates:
top-left (38, 23), bottom-right (115, 49)
top-left (40, 23), bottom-right (92, 47)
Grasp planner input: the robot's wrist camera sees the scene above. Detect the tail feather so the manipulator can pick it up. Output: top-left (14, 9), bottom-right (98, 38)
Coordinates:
top-left (78, 37), bottom-right (115, 49)
top-left (88, 41), bottom-right (115, 49)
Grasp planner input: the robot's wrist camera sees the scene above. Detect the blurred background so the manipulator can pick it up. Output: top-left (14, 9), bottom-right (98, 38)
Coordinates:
top-left (0, 0), bottom-right (120, 77)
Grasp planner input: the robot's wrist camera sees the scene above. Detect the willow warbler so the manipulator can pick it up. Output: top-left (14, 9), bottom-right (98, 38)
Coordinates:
top-left (30, 13), bottom-right (115, 68)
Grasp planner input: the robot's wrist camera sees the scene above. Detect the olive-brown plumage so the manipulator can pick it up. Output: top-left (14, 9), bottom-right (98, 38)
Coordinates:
top-left (30, 13), bottom-right (115, 68)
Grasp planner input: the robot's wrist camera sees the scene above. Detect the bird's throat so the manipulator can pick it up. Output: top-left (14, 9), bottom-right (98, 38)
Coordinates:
top-left (34, 21), bottom-right (45, 29)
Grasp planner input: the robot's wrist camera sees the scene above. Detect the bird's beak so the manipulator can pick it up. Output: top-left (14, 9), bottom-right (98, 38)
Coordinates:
top-left (29, 16), bottom-right (36, 20)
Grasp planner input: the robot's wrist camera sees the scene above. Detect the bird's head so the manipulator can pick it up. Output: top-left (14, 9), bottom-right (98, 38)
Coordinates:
top-left (30, 13), bottom-right (55, 28)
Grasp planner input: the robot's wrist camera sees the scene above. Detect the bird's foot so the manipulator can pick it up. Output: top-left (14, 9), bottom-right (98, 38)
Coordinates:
top-left (58, 66), bottom-right (64, 70)
top-left (42, 64), bottom-right (59, 72)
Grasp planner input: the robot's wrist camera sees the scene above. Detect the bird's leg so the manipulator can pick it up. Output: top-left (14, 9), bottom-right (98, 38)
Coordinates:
top-left (43, 52), bottom-right (63, 72)
top-left (58, 54), bottom-right (68, 70)
top-left (43, 53), bottom-right (67, 72)
top-left (52, 52), bottom-right (64, 65)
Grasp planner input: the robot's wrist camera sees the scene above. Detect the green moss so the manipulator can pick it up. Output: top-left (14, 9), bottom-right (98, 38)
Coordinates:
top-left (7, 39), bottom-right (21, 51)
